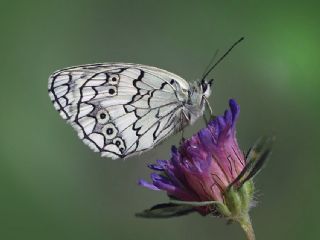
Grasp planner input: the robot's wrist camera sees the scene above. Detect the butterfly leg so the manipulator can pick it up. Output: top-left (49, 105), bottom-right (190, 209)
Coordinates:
top-left (203, 97), bottom-right (214, 119)
top-left (179, 111), bottom-right (189, 144)
top-left (180, 130), bottom-right (185, 144)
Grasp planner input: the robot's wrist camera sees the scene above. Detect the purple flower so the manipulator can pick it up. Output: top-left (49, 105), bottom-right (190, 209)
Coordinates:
top-left (138, 99), bottom-right (272, 219)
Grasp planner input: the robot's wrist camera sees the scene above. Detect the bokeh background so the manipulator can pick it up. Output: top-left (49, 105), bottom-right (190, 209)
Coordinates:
top-left (1, 1), bottom-right (319, 239)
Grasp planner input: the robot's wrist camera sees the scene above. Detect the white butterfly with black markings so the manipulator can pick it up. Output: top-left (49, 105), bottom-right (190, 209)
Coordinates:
top-left (48, 39), bottom-right (243, 159)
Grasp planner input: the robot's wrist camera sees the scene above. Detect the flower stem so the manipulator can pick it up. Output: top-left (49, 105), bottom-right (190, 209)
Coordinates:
top-left (238, 214), bottom-right (255, 240)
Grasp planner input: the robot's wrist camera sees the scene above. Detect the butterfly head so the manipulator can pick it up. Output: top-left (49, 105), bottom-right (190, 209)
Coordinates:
top-left (187, 79), bottom-right (213, 106)
top-left (200, 79), bottom-right (213, 99)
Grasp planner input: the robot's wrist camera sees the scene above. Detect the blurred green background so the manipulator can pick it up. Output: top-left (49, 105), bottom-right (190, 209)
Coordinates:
top-left (1, 1), bottom-right (319, 239)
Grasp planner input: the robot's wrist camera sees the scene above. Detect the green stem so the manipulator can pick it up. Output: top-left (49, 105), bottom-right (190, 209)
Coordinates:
top-left (238, 214), bottom-right (255, 240)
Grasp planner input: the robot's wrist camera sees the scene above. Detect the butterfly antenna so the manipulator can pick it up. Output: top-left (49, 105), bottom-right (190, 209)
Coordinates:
top-left (201, 37), bottom-right (244, 81)
top-left (200, 49), bottom-right (219, 81)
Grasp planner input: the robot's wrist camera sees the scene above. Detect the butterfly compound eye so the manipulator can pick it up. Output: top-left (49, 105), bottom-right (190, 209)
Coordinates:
top-left (201, 82), bottom-right (208, 93)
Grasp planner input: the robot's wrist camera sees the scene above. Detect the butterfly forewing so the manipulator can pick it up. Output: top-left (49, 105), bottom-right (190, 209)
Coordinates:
top-left (48, 63), bottom-right (190, 159)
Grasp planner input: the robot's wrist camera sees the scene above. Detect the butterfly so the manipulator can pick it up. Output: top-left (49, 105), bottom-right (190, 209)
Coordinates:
top-left (48, 38), bottom-right (243, 159)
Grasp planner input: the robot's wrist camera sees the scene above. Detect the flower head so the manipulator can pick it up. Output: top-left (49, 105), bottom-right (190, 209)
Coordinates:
top-left (138, 99), bottom-right (272, 220)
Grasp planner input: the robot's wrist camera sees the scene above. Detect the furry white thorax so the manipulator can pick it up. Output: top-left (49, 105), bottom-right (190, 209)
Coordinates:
top-left (184, 80), bottom-right (212, 125)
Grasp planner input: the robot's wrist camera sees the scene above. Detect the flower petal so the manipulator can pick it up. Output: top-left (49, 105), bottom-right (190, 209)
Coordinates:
top-left (138, 179), bottom-right (160, 191)
top-left (198, 128), bottom-right (215, 152)
top-left (148, 164), bottom-right (164, 171)
top-left (229, 99), bottom-right (240, 125)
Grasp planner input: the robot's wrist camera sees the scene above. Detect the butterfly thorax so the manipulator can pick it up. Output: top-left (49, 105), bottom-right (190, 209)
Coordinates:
top-left (183, 80), bottom-right (212, 125)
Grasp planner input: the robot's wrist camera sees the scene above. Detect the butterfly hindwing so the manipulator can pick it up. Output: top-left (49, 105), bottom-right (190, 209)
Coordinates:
top-left (48, 63), bottom-right (190, 159)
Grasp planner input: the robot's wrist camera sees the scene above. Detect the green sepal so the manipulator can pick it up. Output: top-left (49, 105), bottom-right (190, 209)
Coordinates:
top-left (224, 180), bottom-right (254, 218)
top-left (225, 186), bottom-right (242, 216)
top-left (170, 199), bottom-right (220, 206)
top-left (242, 137), bottom-right (273, 182)
top-left (169, 199), bottom-right (231, 217)
top-left (229, 136), bottom-right (274, 189)
top-left (239, 180), bottom-right (254, 211)
top-left (135, 203), bottom-right (195, 218)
